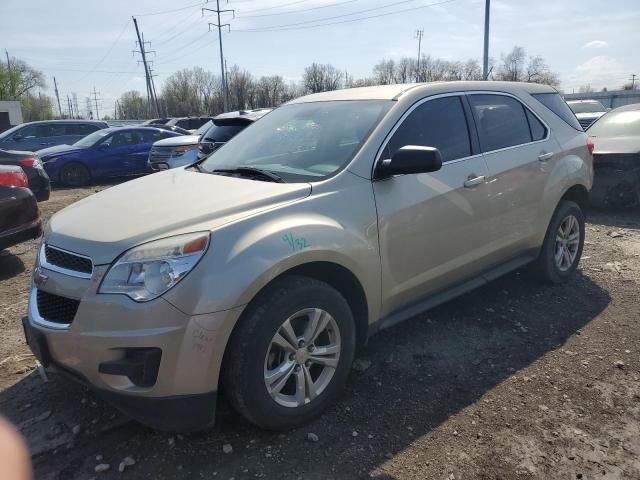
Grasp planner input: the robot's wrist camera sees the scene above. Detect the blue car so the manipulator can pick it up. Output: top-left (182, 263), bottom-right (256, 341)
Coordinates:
top-left (0, 120), bottom-right (108, 151)
top-left (38, 127), bottom-right (183, 186)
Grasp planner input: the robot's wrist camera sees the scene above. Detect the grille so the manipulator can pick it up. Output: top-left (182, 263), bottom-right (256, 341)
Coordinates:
top-left (148, 146), bottom-right (174, 163)
top-left (579, 118), bottom-right (595, 130)
top-left (45, 245), bottom-right (92, 274)
top-left (36, 290), bottom-right (80, 325)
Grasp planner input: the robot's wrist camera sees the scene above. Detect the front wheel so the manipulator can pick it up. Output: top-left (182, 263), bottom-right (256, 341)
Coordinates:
top-left (532, 200), bottom-right (585, 283)
top-left (222, 276), bottom-right (356, 430)
top-left (59, 162), bottom-right (90, 187)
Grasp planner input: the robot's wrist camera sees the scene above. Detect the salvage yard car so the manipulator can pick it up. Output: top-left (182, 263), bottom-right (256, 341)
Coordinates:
top-left (0, 120), bottom-right (108, 152)
top-left (567, 99), bottom-right (608, 130)
top-left (38, 126), bottom-right (182, 186)
top-left (24, 82), bottom-right (592, 432)
top-left (0, 148), bottom-right (50, 201)
top-left (588, 102), bottom-right (640, 207)
top-left (0, 166), bottom-right (41, 250)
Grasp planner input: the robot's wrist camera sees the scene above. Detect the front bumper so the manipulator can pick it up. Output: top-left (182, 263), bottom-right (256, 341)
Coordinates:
top-left (24, 264), bottom-right (243, 430)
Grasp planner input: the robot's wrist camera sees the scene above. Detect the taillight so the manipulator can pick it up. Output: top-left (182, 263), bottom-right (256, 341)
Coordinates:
top-left (587, 137), bottom-right (595, 156)
top-left (0, 170), bottom-right (29, 188)
top-left (19, 157), bottom-right (44, 170)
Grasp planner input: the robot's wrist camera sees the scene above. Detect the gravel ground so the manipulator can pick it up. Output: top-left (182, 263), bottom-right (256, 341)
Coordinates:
top-left (0, 185), bottom-right (639, 480)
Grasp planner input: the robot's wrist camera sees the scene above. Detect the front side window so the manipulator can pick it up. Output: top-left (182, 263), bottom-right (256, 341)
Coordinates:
top-left (200, 100), bottom-right (392, 182)
top-left (384, 96), bottom-right (471, 163)
top-left (469, 94), bottom-right (532, 152)
top-left (16, 124), bottom-right (47, 139)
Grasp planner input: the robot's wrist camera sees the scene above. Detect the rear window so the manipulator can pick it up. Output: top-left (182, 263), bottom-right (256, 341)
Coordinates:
top-left (203, 124), bottom-right (245, 143)
top-left (532, 93), bottom-right (583, 131)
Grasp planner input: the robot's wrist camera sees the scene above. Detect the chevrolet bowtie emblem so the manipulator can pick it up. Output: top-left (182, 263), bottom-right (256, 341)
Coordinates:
top-left (34, 267), bottom-right (48, 286)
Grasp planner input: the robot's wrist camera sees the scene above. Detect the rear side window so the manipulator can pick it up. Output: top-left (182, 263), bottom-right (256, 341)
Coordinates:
top-left (203, 125), bottom-right (244, 143)
top-left (469, 95), bottom-right (532, 152)
top-left (532, 93), bottom-right (582, 131)
top-left (140, 130), bottom-right (163, 142)
top-left (526, 110), bottom-right (546, 141)
top-left (385, 96), bottom-right (471, 163)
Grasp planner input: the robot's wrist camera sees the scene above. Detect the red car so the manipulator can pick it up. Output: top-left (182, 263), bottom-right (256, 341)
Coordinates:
top-left (0, 165), bottom-right (42, 250)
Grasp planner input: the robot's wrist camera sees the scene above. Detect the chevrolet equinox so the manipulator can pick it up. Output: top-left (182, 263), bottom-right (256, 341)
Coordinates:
top-left (24, 82), bottom-right (593, 431)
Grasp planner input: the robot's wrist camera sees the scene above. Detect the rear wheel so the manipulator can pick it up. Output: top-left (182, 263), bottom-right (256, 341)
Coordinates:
top-left (533, 200), bottom-right (585, 283)
top-left (59, 162), bottom-right (90, 187)
top-left (222, 275), bottom-right (356, 430)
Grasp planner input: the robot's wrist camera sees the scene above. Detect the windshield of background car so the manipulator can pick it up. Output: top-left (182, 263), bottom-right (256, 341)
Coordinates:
top-left (569, 101), bottom-right (606, 114)
top-left (587, 110), bottom-right (640, 137)
top-left (73, 129), bottom-right (111, 147)
top-left (202, 124), bottom-right (245, 143)
top-left (200, 100), bottom-right (392, 182)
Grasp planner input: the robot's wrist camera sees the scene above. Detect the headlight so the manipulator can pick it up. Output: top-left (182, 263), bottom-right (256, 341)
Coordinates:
top-left (99, 232), bottom-right (209, 302)
top-left (174, 145), bottom-right (197, 153)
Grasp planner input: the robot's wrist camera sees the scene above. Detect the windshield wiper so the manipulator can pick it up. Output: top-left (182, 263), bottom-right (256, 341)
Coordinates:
top-left (210, 167), bottom-right (286, 183)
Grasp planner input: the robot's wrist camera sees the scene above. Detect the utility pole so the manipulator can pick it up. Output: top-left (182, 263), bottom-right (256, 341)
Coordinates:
top-left (53, 76), bottom-right (63, 118)
top-left (204, 0), bottom-right (234, 112)
top-left (482, 0), bottom-right (490, 80)
top-left (132, 17), bottom-right (159, 118)
top-left (148, 65), bottom-right (161, 117)
top-left (415, 29), bottom-right (424, 82)
top-left (91, 87), bottom-right (102, 120)
top-left (5, 49), bottom-right (13, 98)
top-left (630, 74), bottom-right (638, 89)
top-left (66, 95), bottom-right (73, 119)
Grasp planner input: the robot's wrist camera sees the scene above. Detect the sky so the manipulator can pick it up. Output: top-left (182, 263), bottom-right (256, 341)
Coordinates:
top-left (1, 0), bottom-right (638, 118)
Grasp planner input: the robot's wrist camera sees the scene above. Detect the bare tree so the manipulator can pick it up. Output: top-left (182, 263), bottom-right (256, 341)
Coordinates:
top-left (373, 60), bottom-right (396, 85)
top-left (496, 46), bottom-right (526, 82)
top-left (302, 63), bottom-right (343, 93)
top-left (255, 75), bottom-right (287, 107)
top-left (578, 84), bottom-right (594, 93)
top-left (118, 91), bottom-right (147, 119)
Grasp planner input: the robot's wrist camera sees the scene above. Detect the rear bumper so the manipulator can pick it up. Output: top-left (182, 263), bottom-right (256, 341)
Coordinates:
top-left (0, 218), bottom-right (41, 250)
top-left (25, 167), bottom-right (51, 201)
top-left (591, 161), bottom-right (640, 208)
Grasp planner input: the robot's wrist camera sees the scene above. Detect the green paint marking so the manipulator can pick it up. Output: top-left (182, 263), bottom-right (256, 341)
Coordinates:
top-left (282, 232), bottom-right (310, 251)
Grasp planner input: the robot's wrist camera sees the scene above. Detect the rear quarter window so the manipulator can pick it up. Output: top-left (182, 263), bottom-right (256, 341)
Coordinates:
top-left (532, 93), bottom-right (583, 131)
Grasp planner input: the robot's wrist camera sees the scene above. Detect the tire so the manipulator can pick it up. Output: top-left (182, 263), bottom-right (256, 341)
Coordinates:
top-left (59, 162), bottom-right (90, 187)
top-left (222, 275), bottom-right (356, 430)
top-left (532, 200), bottom-right (585, 283)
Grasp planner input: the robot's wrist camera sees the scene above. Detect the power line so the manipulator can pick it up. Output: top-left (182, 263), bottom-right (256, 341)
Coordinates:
top-left (236, 0), bottom-right (313, 14)
top-left (237, 0), bottom-right (359, 18)
top-left (415, 29), bottom-right (424, 82)
top-left (234, 0), bottom-right (458, 32)
top-left (91, 87), bottom-right (103, 120)
top-left (134, 1), bottom-right (207, 17)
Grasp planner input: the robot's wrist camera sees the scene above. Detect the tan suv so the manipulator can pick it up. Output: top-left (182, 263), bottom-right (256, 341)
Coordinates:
top-left (24, 82), bottom-right (593, 431)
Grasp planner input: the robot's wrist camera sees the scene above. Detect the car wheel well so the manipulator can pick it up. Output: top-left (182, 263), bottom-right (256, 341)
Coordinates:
top-left (561, 184), bottom-right (589, 214)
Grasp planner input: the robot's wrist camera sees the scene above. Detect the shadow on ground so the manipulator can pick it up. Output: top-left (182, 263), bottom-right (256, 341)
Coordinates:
top-left (0, 264), bottom-right (611, 480)
top-left (0, 250), bottom-right (26, 281)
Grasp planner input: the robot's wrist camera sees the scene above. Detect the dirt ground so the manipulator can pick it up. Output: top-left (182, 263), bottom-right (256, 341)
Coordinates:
top-left (1, 185), bottom-right (639, 480)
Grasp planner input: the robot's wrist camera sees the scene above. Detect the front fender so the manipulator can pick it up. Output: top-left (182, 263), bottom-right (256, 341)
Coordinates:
top-left (164, 174), bottom-right (382, 323)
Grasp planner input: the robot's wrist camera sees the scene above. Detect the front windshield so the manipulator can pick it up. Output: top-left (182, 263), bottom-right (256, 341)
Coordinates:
top-left (200, 100), bottom-right (392, 182)
top-left (73, 129), bottom-right (110, 147)
top-left (588, 110), bottom-right (640, 137)
top-left (202, 124), bottom-right (245, 143)
top-left (569, 101), bottom-right (606, 114)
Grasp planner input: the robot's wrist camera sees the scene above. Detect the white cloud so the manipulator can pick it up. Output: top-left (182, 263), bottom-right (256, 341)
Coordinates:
top-left (584, 40), bottom-right (608, 48)
top-left (563, 55), bottom-right (627, 90)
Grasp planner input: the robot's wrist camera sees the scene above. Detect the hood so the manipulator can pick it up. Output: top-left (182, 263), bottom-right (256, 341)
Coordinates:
top-left (152, 135), bottom-right (200, 147)
top-left (37, 144), bottom-right (83, 158)
top-left (575, 112), bottom-right (606, 120)
top-left (591, 136), bottom-right (640, 155)
top-left (46, 168), bottom-right (311, 264)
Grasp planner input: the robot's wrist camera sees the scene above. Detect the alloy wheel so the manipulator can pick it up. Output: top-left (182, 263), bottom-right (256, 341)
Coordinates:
top-left (263, 308), bottom-right (341, 408)
top-left (554, 214), bottom-right (580, 272)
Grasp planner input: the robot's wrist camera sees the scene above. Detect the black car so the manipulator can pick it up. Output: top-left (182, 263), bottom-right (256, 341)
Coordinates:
top-left (0, 149), bottom-right (50, 201)
top-left (0, 166), bottom-right (42, 250)
top-left (587, 103), bottom-right (640, 208)
top-left (142, 118), bottom-right (173, 125)
top-left (198, 109), bottom-right (272, 157)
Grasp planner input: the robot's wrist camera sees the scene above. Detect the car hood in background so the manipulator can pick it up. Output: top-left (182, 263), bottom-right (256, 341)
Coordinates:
top-left (152, 135), bottom-right (200, 147)
top-left (575, 112), bottom-right (606, 120)
top-left (37, 144), bottom-right (84, 158)
top-left (46, 168), bottom-right (312, 264)
top-left (591, 136), bottom-right (640, 155)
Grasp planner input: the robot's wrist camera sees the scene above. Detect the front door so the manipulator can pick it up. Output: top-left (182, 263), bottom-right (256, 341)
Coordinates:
top-left (373, 95), bottom-right (493, 316)
top-left (92, 130), bottom-right (142, 177)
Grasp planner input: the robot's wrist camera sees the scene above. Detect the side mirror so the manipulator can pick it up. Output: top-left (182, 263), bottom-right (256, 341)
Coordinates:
top-left (376, 145), bottom-right (443, 179)
top-left (13, 134), bottom-right (23, 141)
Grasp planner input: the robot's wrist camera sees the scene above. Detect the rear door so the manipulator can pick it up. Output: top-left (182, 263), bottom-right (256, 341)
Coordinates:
top-left (373, 94), bottom-right (493, 316)
top-left (135, 130), bottom-right (164, 172)
top-left (467, 93), bottom-right (560, 262)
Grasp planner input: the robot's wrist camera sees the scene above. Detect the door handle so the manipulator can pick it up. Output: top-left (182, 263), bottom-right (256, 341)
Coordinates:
top-left (464, 175), bottom-right (486, 188)
top-left (538, 152), bottom-right (554, 162)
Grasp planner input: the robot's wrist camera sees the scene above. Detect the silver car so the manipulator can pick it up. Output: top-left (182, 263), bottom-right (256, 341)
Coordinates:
top-left (24, 82), bottom-right (592, 431)
top-left (567, 99), bottom-right (608, 130)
